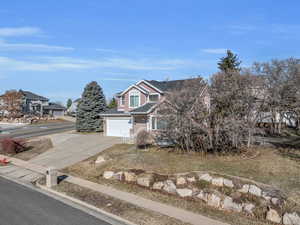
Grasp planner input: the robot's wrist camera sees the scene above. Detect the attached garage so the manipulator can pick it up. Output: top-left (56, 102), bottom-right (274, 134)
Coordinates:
top-left (106, 117), bottom-right (132, 137)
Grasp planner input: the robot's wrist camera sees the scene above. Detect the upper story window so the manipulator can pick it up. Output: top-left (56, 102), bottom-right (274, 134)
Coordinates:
top-left (149, 94), bottom-right (159, 102)
top-left (129, 90), bottom-right (140, 108)
top-left (120, 95), bottom-right (125, 106)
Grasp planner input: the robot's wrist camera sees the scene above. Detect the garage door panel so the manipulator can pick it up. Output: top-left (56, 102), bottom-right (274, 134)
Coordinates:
top-left (107, 118), bottom-right (132, 137)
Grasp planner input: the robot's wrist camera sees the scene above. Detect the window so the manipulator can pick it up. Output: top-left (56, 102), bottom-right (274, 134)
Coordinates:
top-left (120, 96), bottom-right (125, 105)
top-left (129, 90), bottom-right (140, 108)
top-left (151, 116), bottom-right (167, 130)
top-left (149, 94), bottom-right (159, 102)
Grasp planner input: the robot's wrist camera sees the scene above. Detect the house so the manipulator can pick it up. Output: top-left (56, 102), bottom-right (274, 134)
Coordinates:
top-left (0, 90), bottom-right (66, 117)
top-left (100, 79), bottom-right (189, 138)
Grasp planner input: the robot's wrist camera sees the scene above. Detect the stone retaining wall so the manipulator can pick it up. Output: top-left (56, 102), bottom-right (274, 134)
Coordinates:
top-left (102, 170), bottom-right (300, 225)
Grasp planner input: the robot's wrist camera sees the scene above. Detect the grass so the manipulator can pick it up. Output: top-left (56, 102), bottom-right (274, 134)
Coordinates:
top-left (62, 144), bottom-right (300, 225)
top-left (53, 180), bottom-right (191, 225)
top-left (0, 137), bottom-right (53, 161)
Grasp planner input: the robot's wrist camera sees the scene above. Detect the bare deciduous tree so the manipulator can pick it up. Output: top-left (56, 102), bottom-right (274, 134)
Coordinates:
top-left (0, 90), bottom-right (23, 118)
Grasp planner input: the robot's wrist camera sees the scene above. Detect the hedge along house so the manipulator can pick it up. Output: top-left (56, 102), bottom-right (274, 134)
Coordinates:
top-left (100, 79), bottom-right (190, 138)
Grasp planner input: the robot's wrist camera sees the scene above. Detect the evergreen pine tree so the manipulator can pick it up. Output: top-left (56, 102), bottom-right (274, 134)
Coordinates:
top-left (217, 50), bottom-right (241, 73)
top-left (108, 97), bottom-right (117, 109)
top-left (66, 98), bottom-right (72, 109)
top-left (76, 81), bottom-right (107, 132)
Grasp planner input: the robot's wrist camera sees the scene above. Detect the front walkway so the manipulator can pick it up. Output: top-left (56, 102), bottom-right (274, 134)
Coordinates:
top-left (29, 133), bottom-right (121, 169)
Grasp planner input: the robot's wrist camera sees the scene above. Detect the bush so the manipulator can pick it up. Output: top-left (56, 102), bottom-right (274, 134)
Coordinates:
top-left (0, 138), bottom-right (27, 155)
top-left (135, 130), bottom-right (152, 149)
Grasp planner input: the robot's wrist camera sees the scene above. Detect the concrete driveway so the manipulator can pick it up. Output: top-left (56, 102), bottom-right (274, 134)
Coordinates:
top-left (29, 133), bottom-right (121, 169)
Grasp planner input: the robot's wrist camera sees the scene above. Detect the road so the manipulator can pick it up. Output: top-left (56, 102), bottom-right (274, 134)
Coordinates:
top-left (0, 177), bottom-right (111, 225)
top-left (0, 121), bottom-right (75, 139)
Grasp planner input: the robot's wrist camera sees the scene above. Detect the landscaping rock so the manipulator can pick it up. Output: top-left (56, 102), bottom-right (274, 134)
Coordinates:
top-left (223, 179), bottom-right (234, 188)
top-left (137, 174), bottom-right (154, 187)
top-left (266, 208), bottom-right (282, 224)
top-left (243, 203), bottom-right (255, 214)
top-left (283, 212), bottom-right (300, 225)
top-left (124, 172), bottom-right (137, 182)
top-left (212, 178), bottom-right (224, 187)
top-left (199, 173), bottom-right (212, 182)
top-left (187, 176), bottom-right (196, 183)
top-left (153, 181), bottom-right (164, 190)
top-left (249, 185), bottom-right (262, 197)
top-left (95, 156), bottom-right (106, 164)
top-left (238, 184), bottom-right (250, 193)
top-left (197, 191), bottom-right (208, 202)
top-left (207, 192), bottom-right (222, 208)
top-left (176, 188), bottom-right (193, 198)
top-left (103, 171), bottom-right (114, 179)
top-left (222, 196), bottom-right (243, 212)
top-left (163, 180), bottom-right (177, 194)
top-left (262, 192), bottom-right (272, 201)
top-left (176, 177), bottom-right (186, 186)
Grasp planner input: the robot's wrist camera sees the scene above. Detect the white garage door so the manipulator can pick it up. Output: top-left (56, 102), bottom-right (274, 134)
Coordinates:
top-left (107, 118), bottom-right (132, 137)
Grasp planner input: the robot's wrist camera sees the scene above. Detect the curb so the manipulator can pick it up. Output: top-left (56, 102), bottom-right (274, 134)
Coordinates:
top-left (36, 181), bottom-right (137, 225)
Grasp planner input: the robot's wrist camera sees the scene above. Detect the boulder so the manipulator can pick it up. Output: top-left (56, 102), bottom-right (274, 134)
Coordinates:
top-left (243, 203), bottom-right (255, 214)
top-left (207, 192), bottom-right (222, 208)
top-left (249, 185), bottom-right (262, 197)
top-left (187, 176), bottom-right (196, 183)
top-left (283, 212), bottom-right (300, 225)
top-left (153, 181), bottom-right (164, 190)
top-left (124, 172), bottom-right (137, 182)
top-left (176, 177), bottom-right (187, 186)
top-left (262, 192), bottom-right (272, 201)
top-left (137, 174), bottom-right (154, 187)
top-left (199, 173), bottom-right (212, 182)
top-left (222, 196), bottom-right (243, 212)
top-left (176, 188), bottom-right (193, 198)
top-left (238, 184), bottom-right (250, 193)
top-left (95, 156), bottom-right (106, 164)
top-left (103, 171), bottom-right (114, 179)
top-left (197, 191), bottom-right (208, 202)
top-left (163, 180), bottom-right (177, 194)
top-left (212, 178), bottom-right (224, 187)
top-left (266, 208), bottom-right (282, 224)
top-left (223, 179), bottom-right (234, 188)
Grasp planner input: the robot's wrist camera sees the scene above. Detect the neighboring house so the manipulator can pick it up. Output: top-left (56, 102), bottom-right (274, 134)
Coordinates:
top-left (67, 98), bottom-right (81, 116)
top-left (0, 90), bottom-right (66, 117)
top-left (19, 90), bottom-right (66, 117)
top-left (100, 79), bottom-right (191, 138)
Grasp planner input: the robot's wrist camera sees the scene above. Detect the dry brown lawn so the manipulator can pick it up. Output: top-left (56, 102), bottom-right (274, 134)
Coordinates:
top-left (62, 144), bottom-right (300, 225)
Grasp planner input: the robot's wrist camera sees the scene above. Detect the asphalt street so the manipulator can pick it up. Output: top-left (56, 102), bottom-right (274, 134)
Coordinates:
top-left (0, 122), bottom-right (75, 139)
top-left (0, 177), bottom-right (111, 225)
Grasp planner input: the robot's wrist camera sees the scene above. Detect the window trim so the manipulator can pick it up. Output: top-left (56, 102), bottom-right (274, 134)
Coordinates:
top-left (129, 90), bottom-right (140, 108)
top-left (148, 93), bottom-right (160, 102)
top-left (150, 115), bottom-right (166, 130)
top-left (120, 95), bottom-right (125, 106)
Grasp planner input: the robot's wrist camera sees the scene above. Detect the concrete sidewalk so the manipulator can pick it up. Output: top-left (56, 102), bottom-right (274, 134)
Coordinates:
top-left (1, 155), bottom-right (228, 225)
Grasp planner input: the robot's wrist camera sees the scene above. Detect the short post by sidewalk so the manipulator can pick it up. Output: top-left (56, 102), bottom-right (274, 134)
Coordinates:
top-left (46, 167), bottom-right (58, 188)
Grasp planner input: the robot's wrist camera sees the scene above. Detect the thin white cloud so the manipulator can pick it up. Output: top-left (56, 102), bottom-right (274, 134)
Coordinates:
top-left (202, 48), bottom-right (227, 54)
top-left (0, 40), bottom-right (74, 52)
top-left (0, 56), bottom-right (203, 72)
top-left (96, 48), bottom-right (120, 53)
top-left (0, 27), bottom-right (42, 37)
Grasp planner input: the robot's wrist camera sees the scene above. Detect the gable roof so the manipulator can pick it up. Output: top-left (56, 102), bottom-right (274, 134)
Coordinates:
top-left (119, 84), bottom-right (149, 96)
top-left (130, 102), bottom-right (157, 114)
top-left (145, 79), bottom-right (190, 92)
top-left (20, 90), bottom-right (49, 101)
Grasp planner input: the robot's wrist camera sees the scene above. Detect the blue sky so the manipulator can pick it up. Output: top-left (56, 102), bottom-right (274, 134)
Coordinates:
top-left (0, 0), bottom-right (300, 104)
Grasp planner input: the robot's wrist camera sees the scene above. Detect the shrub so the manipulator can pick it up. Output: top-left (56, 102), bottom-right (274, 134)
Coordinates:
top-left (0, 138), bottom-right (27, 155)
top-left (135, 130), bottom-right (152, 149)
